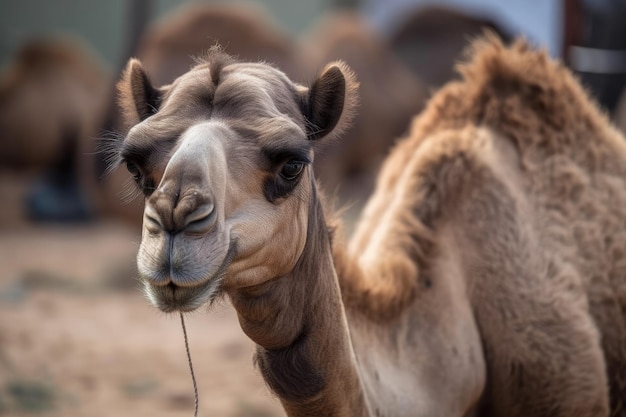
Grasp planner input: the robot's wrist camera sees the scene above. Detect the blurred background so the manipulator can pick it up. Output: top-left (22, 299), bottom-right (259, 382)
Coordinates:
top-left (1, 0), bottom-right (625, 416)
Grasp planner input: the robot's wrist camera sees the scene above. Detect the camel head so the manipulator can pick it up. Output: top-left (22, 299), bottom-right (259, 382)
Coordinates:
top-left (114, 49), bottom-right (357, 313)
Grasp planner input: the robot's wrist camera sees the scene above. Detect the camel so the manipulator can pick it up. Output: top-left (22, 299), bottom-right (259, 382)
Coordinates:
top-left (0, 37), bottom-right (110, 222)
top-left (112, 36), bottom-right (626, 416)
top-left (136, 2), bottom-right (302, 86)
top-left (0, 37), bottom-right (109, 170)
top-left (388, 6), bottom-right (511, 89)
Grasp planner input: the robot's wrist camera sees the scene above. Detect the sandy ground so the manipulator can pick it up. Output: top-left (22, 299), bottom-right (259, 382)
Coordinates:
top-left (0, 173), bottom-right (284, 417)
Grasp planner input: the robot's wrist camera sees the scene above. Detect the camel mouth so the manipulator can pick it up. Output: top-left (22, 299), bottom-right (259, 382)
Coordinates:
top-left (145, 280), bottom-right (218, 313)
top-left (142, 242), bottom-right (236, 313)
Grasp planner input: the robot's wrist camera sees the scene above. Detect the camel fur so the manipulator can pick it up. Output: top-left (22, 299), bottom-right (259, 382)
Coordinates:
top-left (345, 34), bottom-right (626, 415)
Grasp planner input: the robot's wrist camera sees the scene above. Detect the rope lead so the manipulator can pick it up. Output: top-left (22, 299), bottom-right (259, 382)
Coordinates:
top-left (180, 312), bottom-right (199, 417)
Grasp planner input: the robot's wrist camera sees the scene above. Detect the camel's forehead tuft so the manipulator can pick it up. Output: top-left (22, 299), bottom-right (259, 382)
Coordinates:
top-left (191, 44), bottom-right (237, 84)
top-left (160, 57), bottom-right (301, 126)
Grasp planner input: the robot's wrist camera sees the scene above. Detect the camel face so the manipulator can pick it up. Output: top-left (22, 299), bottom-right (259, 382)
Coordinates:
top-left (115, 50), bottom-right (357, 312)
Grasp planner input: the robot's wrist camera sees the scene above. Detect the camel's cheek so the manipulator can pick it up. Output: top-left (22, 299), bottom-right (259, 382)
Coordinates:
top-left (223, 195), bottom-right (309, 289)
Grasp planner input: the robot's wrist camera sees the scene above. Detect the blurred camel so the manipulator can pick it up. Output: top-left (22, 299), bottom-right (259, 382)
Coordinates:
top-left (0, 37), bottom-right (109, 170)
top-left (388, 6), bottom-right (511, 88)
top-left (300, 12), bottom-right (427, 225)
top-left (0, 37), bottom-right (110, 222)
top-left (137, 2), bottom-right (303, 85)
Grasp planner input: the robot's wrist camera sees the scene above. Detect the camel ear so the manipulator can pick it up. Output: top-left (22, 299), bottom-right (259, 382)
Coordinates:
top-left (300, 61), bottom-right (358, 142)
top-left (117, 58), bottom-right (162, 129)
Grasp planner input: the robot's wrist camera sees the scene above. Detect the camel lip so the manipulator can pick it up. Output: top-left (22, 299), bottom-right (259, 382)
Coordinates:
top-left (150, 280), bottom-right (215, 313)
top-left (143, 241), bottom-right (237, 313)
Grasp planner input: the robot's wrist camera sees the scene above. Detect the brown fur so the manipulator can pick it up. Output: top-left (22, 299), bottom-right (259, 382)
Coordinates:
top-left (348, 34), bottom-right (626, 415)
top-left (115, 34), bottom-right (626, 416)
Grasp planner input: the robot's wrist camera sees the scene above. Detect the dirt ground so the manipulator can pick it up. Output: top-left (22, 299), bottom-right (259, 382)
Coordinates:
top-left (0, 172), bottom-right (284, 417)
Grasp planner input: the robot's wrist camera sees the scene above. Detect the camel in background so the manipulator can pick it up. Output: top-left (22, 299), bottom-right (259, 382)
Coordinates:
top-left (388, 6), bottom-right (511, 89)
top-left (0, 38), bottom-right (110, 223)
top-left (300, 12), bottom-right (427, 228)
top-left (0, 37), bottom-right (109, 170)
top-left (136, 2), bottom-right (302, 86)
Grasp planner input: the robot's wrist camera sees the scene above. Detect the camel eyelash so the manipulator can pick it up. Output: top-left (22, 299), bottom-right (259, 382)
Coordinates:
top-left (119, 159), bottom-right (156, 197)
top-left (120, 177), bottom-right (145, 204)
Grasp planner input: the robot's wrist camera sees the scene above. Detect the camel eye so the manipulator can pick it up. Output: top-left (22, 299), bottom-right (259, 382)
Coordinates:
top-left (279, 160), bottom-right (305, 181)
top-left (126, 161), bottom-right (142, 181)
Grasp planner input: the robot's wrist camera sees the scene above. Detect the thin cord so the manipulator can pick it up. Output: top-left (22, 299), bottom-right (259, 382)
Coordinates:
top-left (180, 312), bottom-right (199, 417)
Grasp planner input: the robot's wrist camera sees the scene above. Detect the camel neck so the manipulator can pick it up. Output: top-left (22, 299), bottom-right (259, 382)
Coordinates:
top-left (229, 187), bottom-right (370, 416)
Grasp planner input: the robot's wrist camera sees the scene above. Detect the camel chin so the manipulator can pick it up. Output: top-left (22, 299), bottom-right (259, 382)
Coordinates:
top-left (143, 280), bottom-right (217, 313)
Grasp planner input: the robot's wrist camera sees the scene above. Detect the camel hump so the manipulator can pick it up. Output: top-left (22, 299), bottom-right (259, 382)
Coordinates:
top-left (411, 33), bottom-right (620, 162)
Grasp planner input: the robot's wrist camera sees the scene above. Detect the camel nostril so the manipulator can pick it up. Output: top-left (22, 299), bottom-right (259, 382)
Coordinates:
top-left (144, 206), bottom-right (163, 233)
top-left (184, 203), bottom-right (216, 233)
top-left (186, 203), bottom-right (214, 223)
top-left (146, 214), bottom-right (160, 226)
